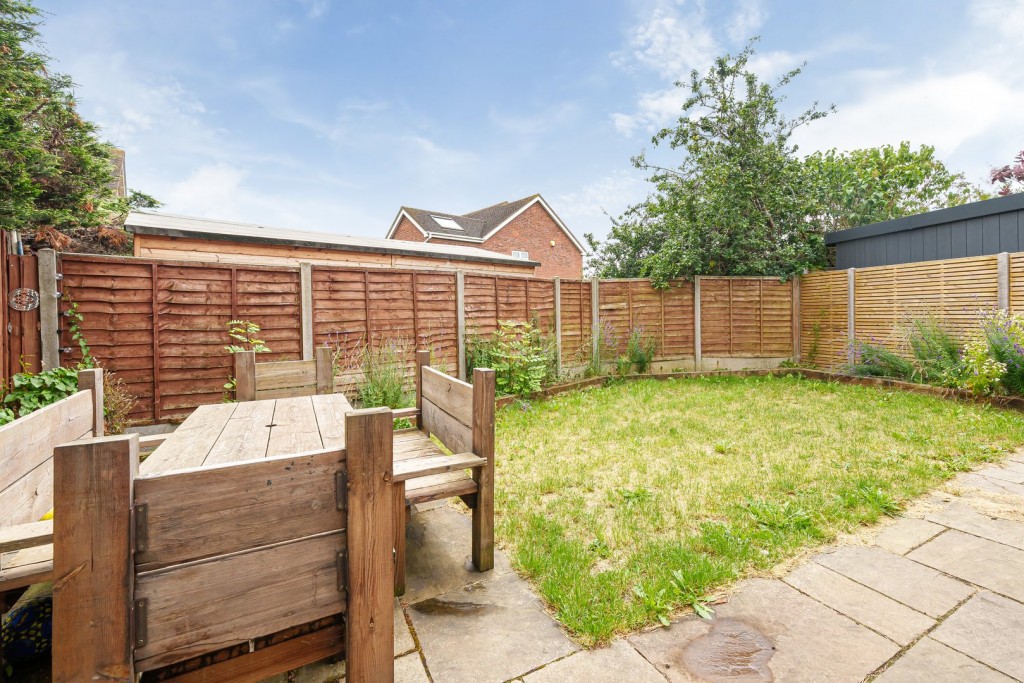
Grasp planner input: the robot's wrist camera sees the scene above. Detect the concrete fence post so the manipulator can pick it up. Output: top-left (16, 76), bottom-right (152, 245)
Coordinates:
top-left (553, 277), bottom-right (562, 376)
top-left (456, 270), bottom-right (466, 381)
top-left (847, 268), bottom-right (856, 364)
top-left (300, 262), bottom-right (314, 361)
top-left (791, 276), bottom-right (801, 363)
top-left (694, 276), bottom-right (702, 371)
top-left (590, 277), bottom-right (600, 364)
top-left (998, 252), bottom-right (1010, 311)
top-left (37, 248), bottom-right (60, 370)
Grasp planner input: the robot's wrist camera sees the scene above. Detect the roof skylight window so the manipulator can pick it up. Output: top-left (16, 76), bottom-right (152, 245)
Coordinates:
top-left (431, 216), bottom-right (463, 230)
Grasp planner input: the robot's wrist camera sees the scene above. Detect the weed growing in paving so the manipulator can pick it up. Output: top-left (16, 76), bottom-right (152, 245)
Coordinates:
top-left (493, 374), bottom-right (1024, 645)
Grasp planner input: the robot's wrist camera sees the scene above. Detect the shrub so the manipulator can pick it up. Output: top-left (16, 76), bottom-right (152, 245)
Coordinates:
top-left (979, 309), bottom-right (1024, 395)
top-left (626, 326), bottom-right (657, 374)
top-left (466, 320), bottom-right (556, 397)
top-left (103, 372), bottom-right (136, 434)
top-left (2, 366), bottom-right (80, 420)
top-left (358, 338), bottom-right (411, 410)
top-left (847, 341), bottom-right (915, 380)
top-left (959, 337), bottom-right (1006, 396)
top-left (905, 316), bottom-right (963, 386)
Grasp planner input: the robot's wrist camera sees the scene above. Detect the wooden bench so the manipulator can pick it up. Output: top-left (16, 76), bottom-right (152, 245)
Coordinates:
top-left (387, 351), bottom-right (496, 594)
top-left (234, 347), bottom-right (335, 401)
top-left (0, 368), bottom-right (104, 601)
top-left (51, 408), bottom-right (395, 683)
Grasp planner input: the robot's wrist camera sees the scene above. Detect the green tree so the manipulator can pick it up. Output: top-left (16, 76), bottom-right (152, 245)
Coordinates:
top-left (804, 142), bottom-right (986, 232)
top-left (591, 41), bottom-right (832, 284)
top-left (0, 0), bottom-right (156, 251)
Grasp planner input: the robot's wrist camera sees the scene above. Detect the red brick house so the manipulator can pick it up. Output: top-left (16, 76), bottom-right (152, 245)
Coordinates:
top-left (385, 194), bottom-right (585, 278)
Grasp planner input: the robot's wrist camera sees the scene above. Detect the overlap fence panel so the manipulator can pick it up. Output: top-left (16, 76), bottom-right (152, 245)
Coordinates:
top-left (558, 279), bottom-right (592, 364)
top-left (700, 277), bottom-right (793, 358)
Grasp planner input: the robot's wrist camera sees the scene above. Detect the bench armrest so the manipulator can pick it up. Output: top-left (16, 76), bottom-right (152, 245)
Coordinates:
top-left (0, 519), bottom-right (53, 555)
top-left (393, 453), bottom-right (486, 483)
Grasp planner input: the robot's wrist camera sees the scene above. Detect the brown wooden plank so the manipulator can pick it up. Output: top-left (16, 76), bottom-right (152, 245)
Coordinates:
top-left (134, 530), bottom-right (346, 672)
top-left (234, 350), bottom-right (256, 402)
top-left (421, 398), bottom-right (472, 454)
top-left (0, 390), bottom-right (93, 493)
top-left (202, 400), bottom-right (275, 466)
top-left (311, 393), bottom-right (352, 449)
top-left (0, 519), bottom-right (52, 554)
top-left (421, 366), bottom-right (473, 427)
top-left (254, 359), bottom-right (317, 391)
top-left (344, 408), bottom-right (395, 682)
top-left (0, 543), bottom-right (53, 591)
top-left (404, 472), bottom-right (477, 506)
top-left (143, 402), bottom-right (237, 474)
top-left (0, 456), bottom-right (54, 529)
top-left (392, 453), bottom-right (486, 482)
top-left (134, 448), bottom-right (346, 570)
top-left (266, 396), bottom-right (325, 457)
top-left (52, 434), bottom-right (137, 683)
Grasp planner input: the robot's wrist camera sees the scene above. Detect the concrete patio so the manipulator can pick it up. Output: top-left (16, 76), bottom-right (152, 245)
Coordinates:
top-left (271, 453), bottom-right (1024, 682)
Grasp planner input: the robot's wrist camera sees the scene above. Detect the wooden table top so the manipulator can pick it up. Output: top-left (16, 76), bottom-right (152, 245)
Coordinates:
top-left (144, 394), bottom-right (354, 475)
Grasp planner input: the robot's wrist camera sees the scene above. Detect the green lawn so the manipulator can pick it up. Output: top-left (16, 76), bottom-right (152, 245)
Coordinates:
top-left (493, 374), bottom-right (1024, 645)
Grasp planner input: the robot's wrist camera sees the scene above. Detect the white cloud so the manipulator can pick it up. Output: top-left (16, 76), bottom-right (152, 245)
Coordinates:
top-left (615, 0), bottom-right (718, 80)
top-left (727, 0), bottom-right (766, 43)
top-left (299, 0), bottom-right (331, 20)
top-left (554, 171), bottom-right (650, 241)
top-left (969, 0), bottom-right (1024, 39)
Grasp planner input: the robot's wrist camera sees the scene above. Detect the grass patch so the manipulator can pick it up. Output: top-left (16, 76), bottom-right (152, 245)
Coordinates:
top-left (494, 374), bottom-right (1024, 645)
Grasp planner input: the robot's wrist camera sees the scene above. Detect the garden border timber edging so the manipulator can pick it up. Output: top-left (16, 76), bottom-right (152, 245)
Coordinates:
top-left (493, 368), bottom-right (1024, 414)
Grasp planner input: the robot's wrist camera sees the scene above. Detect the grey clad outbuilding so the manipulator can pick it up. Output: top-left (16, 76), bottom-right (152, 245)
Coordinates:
top-left (826, 193), bottom-right (1024, 269)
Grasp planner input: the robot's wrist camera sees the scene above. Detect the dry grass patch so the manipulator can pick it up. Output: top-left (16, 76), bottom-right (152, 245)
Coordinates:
top-left (493, 374), bottom-right (1024, 645)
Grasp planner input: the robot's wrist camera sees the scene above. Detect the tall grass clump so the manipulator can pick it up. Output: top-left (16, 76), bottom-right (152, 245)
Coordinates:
top-left (906, 316), bottom-right (963, 386)
top-left (848, 341), bottom-right (916, 380)
top-left (357, 338), bottom-right (411, 410)
top-left (626, 326), bottom-right (658, 374)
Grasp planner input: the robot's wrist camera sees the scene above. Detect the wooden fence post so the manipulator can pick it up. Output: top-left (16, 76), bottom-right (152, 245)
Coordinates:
top-left (344, 408), bottom-right (395, 683)
top-left (315, 345), bottom-right (334, 394)
top-left (847, 268), bottom-right (856, 364)
top-left (472, 368), bottom-right (496, 572)
top-left (456, 270), bottom-right (466, 381)
top-left (52, 434), bottom-right (139, 682)
top-left (77, 367), bottom-right (105, 436)
top-left (694, 276), bottom-right (702, 371)
top-left (998, 252), bottom-right (1010, 311)
top-left (415, 349), bottom-right (430, 433)
top-left (553, 277), bottom-right (562, 375)
top-left (234, 350), bottom-right (256, 402)
top-left (791, 276), bottom-right (801, 363)
top-left (590, 277), bottom-right (600, 364)
top-left (300, 262), bottom-right (314, 361)
top-left (37, 248), bottom-right (59, 370)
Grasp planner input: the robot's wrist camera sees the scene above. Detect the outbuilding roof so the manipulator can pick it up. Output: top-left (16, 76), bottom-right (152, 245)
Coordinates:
top-left (125, 210), bottom-right (541, 267)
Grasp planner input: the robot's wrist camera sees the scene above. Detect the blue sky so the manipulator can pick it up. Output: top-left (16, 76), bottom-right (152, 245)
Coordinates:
top-left (37, 0), bottom-right (1024, 243)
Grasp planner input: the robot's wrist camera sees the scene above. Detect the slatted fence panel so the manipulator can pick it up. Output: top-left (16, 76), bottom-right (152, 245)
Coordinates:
top-left (854, 255), bottom-right (998, 351)
top-left (799, 270), bottom-right (848, 368)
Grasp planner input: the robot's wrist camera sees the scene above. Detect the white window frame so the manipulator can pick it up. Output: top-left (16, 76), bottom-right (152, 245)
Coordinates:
top-left (430, 215), bottom-right (463, 231)
top-left (512, 250), bottom-right (530, 260)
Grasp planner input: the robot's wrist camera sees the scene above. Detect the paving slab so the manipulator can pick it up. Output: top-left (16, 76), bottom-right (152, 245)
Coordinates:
top-left (931, 591), bottom-right (1024, 681)
top-left (925, 502), bottom-right (1024, 551)
top-left (628, 578), bottom-right (898, 682)
top-left (874, 516), bottom-right (946, 555)
top-left (403, 505), bottom-right (513, 605)
top-left (960, 471), bottom-right (1024, 498)
top-left (908, 530), bottom-right (1024, 603)
top-left (784, 561), bottom-right (933, 645)
top-left (874, 636), bottom-right (1013, 683)
top-left (408, 571), bottom-right (580, 682)
top-left (522, 639), bottom-right (665, 683)
top-left (812, 545), bottom-right (973, 617)
top-left (395, 601), bottom-right (416, 656)
top-left (392, 652), bottom-right (431, 683)
top-left (981, 466), bottom-right (1024, 484)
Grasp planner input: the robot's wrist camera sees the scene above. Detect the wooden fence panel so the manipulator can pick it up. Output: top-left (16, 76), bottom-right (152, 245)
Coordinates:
top-left (558, 279), bottom-right (591, 364)
top-left (661, 281), bottom-right (695, 358)
top-left (311, 267), bottom-right (368, 358)
top-left (799, 270), bottom-right (848, 368)
top-left (527, 279), bottom-right (556, 332)
top-left (412, 272), bottom-right (458, 371)
top-left (854, 255), bottom-right (998, 350)
top-left (1008, 253), bottom-right (1024, 313)
top-left (598, 280), bottom-right (631, 355)
top-left (234, 267), bottom-right (302, 361)
top-left (699, 278), bottom-right (792, 358)
top-left (496, 277), bottom-right (528, 322)
top-left (464, 274), bottom-right (498, 336)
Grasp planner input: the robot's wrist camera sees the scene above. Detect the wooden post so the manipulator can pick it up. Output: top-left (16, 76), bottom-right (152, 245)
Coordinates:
top-left (300, 262), bottom-right (314, 361)
top-left (694, 276), bottom-right (702, 371)
top-left (791, 276), bottom-right (801, 363)
top-left (553, 277), bottom-right (562, 376)
top-left (315, 345), bottom-right (335, 394)
top-left (37, 248), bottom-right (59, 370)
top-left (998, 252), bottom-right (1010, 311)
top-left (234, 350), bottom-right (256, 402)
top-left (344, 408), bottom-right (395, 683)
top-left (77, 367), bottom-right (105, 436)
top-left (847, 268), bottom-right (856, 364)
top-left (52, 434), bottom-right (139, 682)
top-left (456, 271), bottom-right (466, 381)
top-left (415, 350), bottom-right (430, 434)
top-left (471, 368), bottom-right (496, 572)
top-left (590, 277), bottom-right (600, 364)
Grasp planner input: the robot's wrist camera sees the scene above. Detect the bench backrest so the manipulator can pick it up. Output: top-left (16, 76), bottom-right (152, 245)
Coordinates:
top-left (415, 353), bottom-right (495, 458)
top-left (0, 368), bottom-right (102, 527)
top-left (51, 408), bottom-right (395, 683)
top-left (234, 347), bottom-right (335, 401)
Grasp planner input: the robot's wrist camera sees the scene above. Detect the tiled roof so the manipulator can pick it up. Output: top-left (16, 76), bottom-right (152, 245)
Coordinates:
top-left (402, 194), bottom-right (539, 239)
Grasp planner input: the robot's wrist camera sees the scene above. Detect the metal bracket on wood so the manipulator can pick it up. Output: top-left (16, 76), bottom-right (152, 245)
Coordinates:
top-left (335, 471), bottom-right (348, 511)
top-left (336, 550), bottom-right (349, 597)
top-left (133, 503), bottom-right (148, 554)
top-left (133, 598), bottom-right (148, 649)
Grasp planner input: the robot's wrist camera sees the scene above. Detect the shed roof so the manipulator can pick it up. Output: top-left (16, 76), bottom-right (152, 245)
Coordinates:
top-left (125, 210), bottom-right (541, 267)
